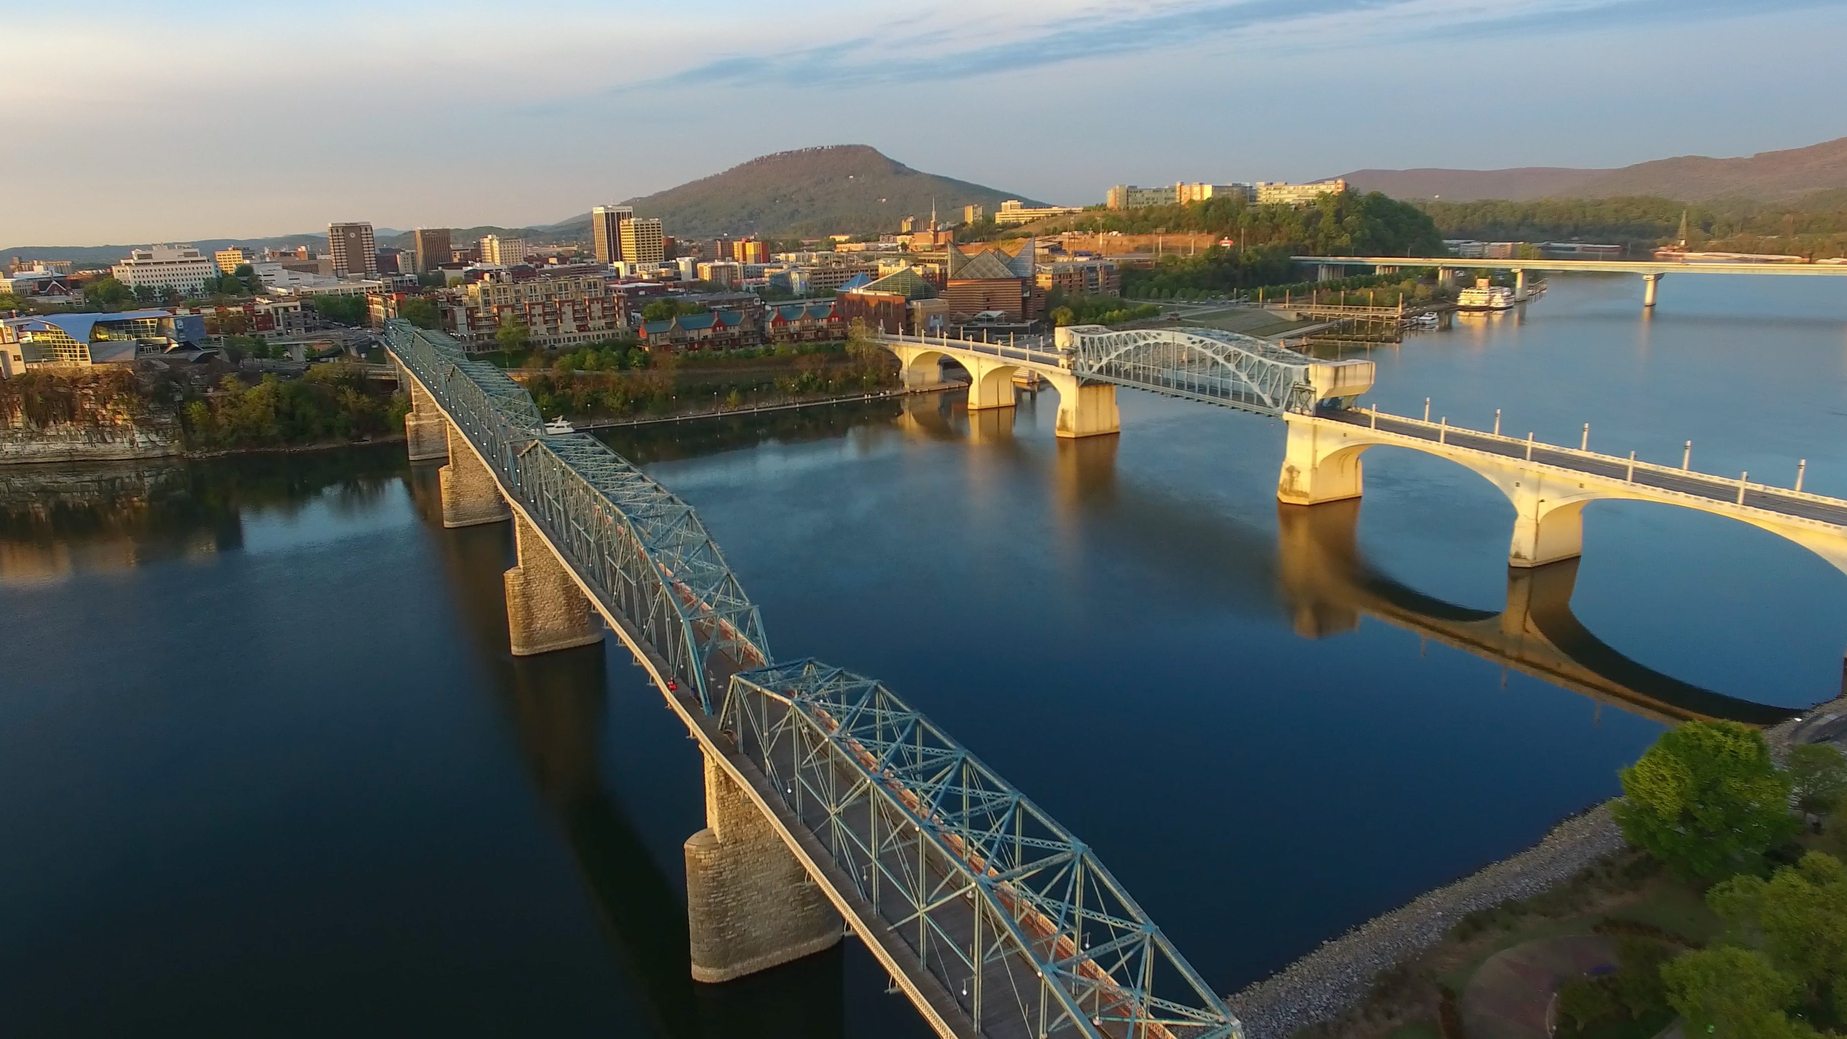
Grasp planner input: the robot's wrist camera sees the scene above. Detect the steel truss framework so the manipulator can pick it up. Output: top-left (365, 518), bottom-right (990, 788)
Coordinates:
top-left (384, 319), bottom-right (1241, 1039)
top-left (723, 661), bottom-right (1242, 1039)
top-left (386, 320), bottom-right (769, 711)
top-left (1063, 326), bottom-right (1322, 416)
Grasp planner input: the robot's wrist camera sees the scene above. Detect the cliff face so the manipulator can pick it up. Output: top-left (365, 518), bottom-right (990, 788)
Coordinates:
top-left (0, 368), bottom-right (182, 464)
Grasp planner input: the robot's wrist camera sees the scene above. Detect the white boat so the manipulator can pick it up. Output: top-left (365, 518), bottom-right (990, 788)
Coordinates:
top-left (1456, 284), bottom-right (1520, 311)
top-left (543, 417), bottom-right (574, 435)
top-left (1405, 313), bottom-right (1439, 329)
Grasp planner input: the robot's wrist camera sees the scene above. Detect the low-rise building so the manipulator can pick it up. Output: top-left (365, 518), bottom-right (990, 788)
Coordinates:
top-left (1037, 259), bottom-right (1120, 298)
top-left (994, 199), bottom-right (1082, 226)
top-left (444, 265), bottom-right (621, 350)
top-left (173, 298), bottom-right (307, 337)
top-left (213, 247), bottom-right (253, 274)
top-left (637, 308), bottom-right (759, 352)
top-left (696, 261), bottom-right (743, 288)
top-left (1, 310), bottom-right (206, 375)
top-left (112, 245), bottom-right (217, 294)
top-left (1254, 179), bottom-right (1347, 205)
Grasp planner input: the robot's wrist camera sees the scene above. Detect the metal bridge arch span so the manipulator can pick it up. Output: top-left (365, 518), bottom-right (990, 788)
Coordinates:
top-left (1055, 325), bottom-right (1373, 417)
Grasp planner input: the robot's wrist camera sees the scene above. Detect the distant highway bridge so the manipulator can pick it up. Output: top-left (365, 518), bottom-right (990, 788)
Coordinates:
top-left (1296, 254), bottom-right (1847, 307)
top-left (384, 320), bottom-right (1241, 1039)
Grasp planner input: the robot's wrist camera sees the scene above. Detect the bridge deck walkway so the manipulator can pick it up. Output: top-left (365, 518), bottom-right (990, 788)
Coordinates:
top-left (1324, 409), bottom-right (1847, 528)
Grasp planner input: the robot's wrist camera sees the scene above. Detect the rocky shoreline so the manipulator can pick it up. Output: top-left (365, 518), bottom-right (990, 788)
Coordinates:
top-left (1228, 694), bottom-right (1843, 1038)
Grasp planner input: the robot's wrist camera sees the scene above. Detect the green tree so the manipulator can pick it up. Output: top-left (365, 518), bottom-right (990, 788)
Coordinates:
top-left (1709, 853), bottom-right (1847, 997)
top-left (398, 298), bottom-right (441, 330)
top-left (1789, 745), bottom-right (1847, 819)
top-left (1614, 721), bottom-right (1797, 880)
top-left (496, 315), bottom-right (531, 353)
top-left (1663, 946), bottom-right (1802, 1039)
top-left (83, 276), bottom-right (135, 312)
top-left (0, 291), bottom-right (29, 312)
top-left (235, 263), bottom-right (264, 295)
top-left (312, 294), bottom-right (367, 326)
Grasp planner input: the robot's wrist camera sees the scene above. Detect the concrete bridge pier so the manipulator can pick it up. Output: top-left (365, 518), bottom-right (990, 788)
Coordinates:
top-left (684, 752), bottom-right (841, 983)
top-left (404, 381), bottom-right (449, 462)
top-left (1508, 489), bottom-right (1588, 569)
top-left (504, 512), bottom-right (601, 656)
top-left (1046, 372), bottom-right (1120, 439)
top-left (1436, 267), bottom-right (1455, 291)
top-left (439, 424), bottom-right (511, 528)
top-left (1643, 273), bottom-right (1662, 308)
top-left (1514, 269), bottom-right (1528, 300)
top-left (1277, 418), bottom-right (1365, 505)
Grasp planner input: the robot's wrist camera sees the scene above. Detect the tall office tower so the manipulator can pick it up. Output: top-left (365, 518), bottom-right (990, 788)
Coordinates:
top-left (328, 222), bottom-right (378, 278)
top-left (591, 205), bottom-right (632, 264)
top-left (619, 217), bottom-right (665, 266)
top-left (412, 228), bottom-right (452, 275)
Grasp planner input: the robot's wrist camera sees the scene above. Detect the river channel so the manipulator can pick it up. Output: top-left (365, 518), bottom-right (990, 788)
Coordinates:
top-left (3, 274), bottom-right (1844, 1035)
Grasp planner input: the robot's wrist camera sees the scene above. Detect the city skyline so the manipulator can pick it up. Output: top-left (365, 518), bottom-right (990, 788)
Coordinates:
top-left (9, 0), bottom-right (1847, 244)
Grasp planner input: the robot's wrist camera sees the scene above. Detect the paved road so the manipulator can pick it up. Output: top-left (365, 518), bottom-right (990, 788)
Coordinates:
top-left (1324, 410), bottom-right (1847, 527)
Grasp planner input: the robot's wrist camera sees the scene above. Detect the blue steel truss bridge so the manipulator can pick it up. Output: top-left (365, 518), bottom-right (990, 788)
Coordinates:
top-left (384, 320), bottom-right (1242, 1039)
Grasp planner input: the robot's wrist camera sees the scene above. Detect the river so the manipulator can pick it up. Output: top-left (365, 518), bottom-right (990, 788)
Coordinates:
top-left (3, 274), bottom-right (1844, 1036)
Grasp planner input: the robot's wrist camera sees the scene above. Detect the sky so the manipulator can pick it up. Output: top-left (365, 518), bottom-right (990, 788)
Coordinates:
top-left (5, 0), bottom-right (1845, 245)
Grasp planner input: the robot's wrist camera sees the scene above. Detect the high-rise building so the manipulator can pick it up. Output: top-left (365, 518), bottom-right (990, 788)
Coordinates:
top-left (591, 205), bottom-right (632, 264)
top-left (731, 238), bottom-right (768, 265)
top-left (412, 228), bottom-right (451, 275)
top-left (328, 222), bottom-right (378, 278)
top-left (962, 204), bottom-right (985, 224)
top-left (620, 218), bottom-right (665, 267)
top-left (213, 247), bottom-right (252, 274)
top-left (479, 235), bottom-right (527, 266)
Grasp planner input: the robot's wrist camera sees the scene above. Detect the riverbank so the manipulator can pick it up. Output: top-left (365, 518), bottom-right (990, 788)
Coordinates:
top-left (566, 380), bottom-right (964, 432)
top-left (1228, 692), bottom-right (1847, 1038)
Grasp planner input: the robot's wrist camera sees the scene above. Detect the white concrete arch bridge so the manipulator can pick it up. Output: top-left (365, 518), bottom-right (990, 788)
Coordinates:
top-left (869, 325), bottom-right (1847, 592)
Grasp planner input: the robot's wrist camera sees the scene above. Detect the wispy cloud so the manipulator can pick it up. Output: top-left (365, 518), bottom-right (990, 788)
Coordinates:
top-left (605, 0), bottom-right (1820, 93)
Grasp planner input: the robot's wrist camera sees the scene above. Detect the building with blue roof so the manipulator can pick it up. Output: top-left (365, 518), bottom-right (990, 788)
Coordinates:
top-left (0, 310), bottom-right (206, 377)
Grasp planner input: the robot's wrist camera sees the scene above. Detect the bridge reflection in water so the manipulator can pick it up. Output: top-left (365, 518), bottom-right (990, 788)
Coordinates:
top-left (1276, 500), bottom-right (1796, 727)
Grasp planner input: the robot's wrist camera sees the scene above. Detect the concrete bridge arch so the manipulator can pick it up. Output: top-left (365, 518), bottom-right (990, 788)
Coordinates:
top-left (884, 340), bottom-right (1121, 438)
top-left (1279, 415), bottom-right (1847, 578)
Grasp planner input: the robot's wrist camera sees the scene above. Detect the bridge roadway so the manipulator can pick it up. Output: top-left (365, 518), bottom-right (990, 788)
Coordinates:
top-left (383, 320), bottom-right (1240, 1039)
top-left (1323, 408), bottom-right (1847, 529)
top-left (1298, 255), bottom-right (1847, 278)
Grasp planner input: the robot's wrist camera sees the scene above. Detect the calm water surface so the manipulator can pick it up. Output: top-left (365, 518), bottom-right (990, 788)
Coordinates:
top-left (3, 275), bottom-right (1844, 1035)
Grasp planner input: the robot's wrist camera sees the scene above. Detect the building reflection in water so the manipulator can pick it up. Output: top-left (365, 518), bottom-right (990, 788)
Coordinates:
top-left (413, 465), bottom-right (845, 1039)
top-left (1275, 499), bottom-right (1794, 726)
top-left (0, 451), bottom-right (401, 588)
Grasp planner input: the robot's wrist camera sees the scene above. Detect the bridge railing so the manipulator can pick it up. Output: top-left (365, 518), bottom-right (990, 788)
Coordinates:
top-left (723, 660), bottom-right (1242, 1039)
top-left (385, 319), bottom-right (771, 712)
top-left (1344, 406), bottom-right (1840, 510)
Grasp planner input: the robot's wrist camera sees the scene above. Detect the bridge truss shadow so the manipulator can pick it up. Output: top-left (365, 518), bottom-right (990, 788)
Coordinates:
top-left (1276, 499), bottom-right (1795, 726)
top-left (407, 466), bottom-right (849, 1039)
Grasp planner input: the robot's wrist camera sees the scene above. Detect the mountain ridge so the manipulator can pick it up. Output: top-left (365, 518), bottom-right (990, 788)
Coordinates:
top-left (4, 146), bottom-right (1037, 264)
top-left (1337, 136), bottom-right (1847, 202)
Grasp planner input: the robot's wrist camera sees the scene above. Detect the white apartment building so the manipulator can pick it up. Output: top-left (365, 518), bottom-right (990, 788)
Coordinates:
top-left (111, 245), bottom-right (217, 293)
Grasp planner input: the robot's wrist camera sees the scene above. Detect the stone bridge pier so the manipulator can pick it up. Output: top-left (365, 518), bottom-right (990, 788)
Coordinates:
top-left (439, 424), bottom-right (512, 529)
top-left (504, 513), bottom-right (601, 657)
top-left (404, 378), bottom-right (449, 462)
top-left (684, 752), bottom-right (841, 983)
